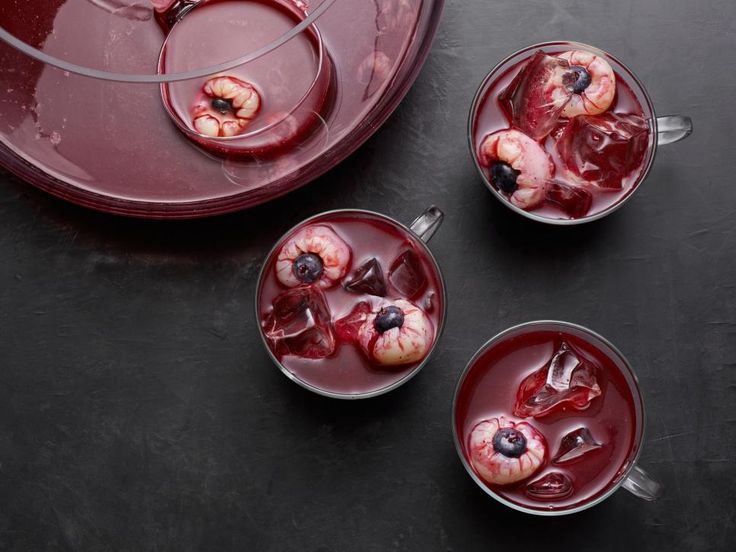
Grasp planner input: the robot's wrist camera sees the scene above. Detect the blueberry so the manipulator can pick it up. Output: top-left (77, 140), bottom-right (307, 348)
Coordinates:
top-left (292, 253), bottom-right (324, 284)
top-left (490, 162), bottom-right (519, 194)
top-left (374, 306), bottom-right (405, 333)
top-left (492, 428), bottom-right (527, 458)
top-left (564, 66), bottom-right (592, 95)
top-left (211, 98), bottom-right (232, 114)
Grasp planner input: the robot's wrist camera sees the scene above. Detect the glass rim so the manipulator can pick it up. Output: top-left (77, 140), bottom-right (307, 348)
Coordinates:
top-left (467, 40), bottom-right (659, 226)
top-left (254, 208), bottom-right (448, 400)
top-left (451, 319), bottom-right (647, 516)
top-left (0, 0), bottom-right (337, 84)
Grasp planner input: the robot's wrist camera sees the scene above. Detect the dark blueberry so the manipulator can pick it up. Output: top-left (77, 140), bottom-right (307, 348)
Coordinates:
top-left (211, 97), bottom-right (232, 114)
top-left (563, 66), bottom-right (592, 95)
top-left (292, 253), bottom-right (324, 284)
top-left (492, 428), bottom-right (528, 458)
top-left (490, 162), bottom-right (519, 194)
top-left (374, 306), bottom-right (405, 333)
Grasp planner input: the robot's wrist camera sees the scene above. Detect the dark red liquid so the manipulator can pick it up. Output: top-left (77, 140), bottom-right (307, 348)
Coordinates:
top-left (472, 50), bottom-right (652, 220)
top-left (258, 212), bottom-right (444, 396)
top-left (454, 329), bottom-right (641, 512)
top-left (0, 0), bottom-right (424, 210)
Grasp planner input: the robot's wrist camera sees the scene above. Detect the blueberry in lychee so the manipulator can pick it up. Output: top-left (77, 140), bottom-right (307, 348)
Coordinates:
top-left (491, 162), bottom-right (519, 194)
top-left (493, 427), bottom-right (528, 458)
top-left (211, 97), bottom-right (232, 114)
top-left (292, 253), bottom-right (324, 284)
top-left (374, 305), bottom-right (405, 333)
top-left (564, 66), bottom-right (592, 95)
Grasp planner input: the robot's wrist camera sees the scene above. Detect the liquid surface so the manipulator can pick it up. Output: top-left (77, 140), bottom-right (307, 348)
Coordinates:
top-left (0, 0), bottom-right (429, 213)
top-left (472, 49), bottom-right (653, 220)
top-left (258, 212), bottom-right (444, 396)
top-left (455, 329), bottom-right (640, 512)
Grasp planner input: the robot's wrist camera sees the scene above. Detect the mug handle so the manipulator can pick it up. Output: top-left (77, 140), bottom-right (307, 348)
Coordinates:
top-left (621, 465), bottom-right (663, 501)
top-left (657, 116), bottom-right (693, 145)
top-left (410, 206), bottom-right (444, 243)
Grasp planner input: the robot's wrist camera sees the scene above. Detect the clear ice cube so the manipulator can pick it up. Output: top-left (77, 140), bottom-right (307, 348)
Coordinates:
top-left (500, 51), bottom-right (573, 140)
top-left (555, 113), bottom-right (650, 189)
top-left (345, 258), bottom-right (387, 297)
top-left (389, 249), bottom-right (428, 299)
top-left (525, 472), bottom-right (573, 501)
top-left (553, 427), bottom-right (603, 464)
top-left (334, 301), bottom-right (372, 343)
top-left (263, 286), bottom-right (335, 359)
top-left (513, 341), bottom-right (602, 418)
top-left (546, 180), bottom-right (593, 219)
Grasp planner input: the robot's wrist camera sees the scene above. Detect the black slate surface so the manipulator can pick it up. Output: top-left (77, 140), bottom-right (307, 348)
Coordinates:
top-left (1, 0), bottom-right (735, 550)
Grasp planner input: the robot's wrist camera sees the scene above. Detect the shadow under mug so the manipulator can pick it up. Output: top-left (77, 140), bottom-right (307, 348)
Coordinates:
top-left (452, 320), bottom-right (662, 516)
top-left (468, 41), bottom-right (693, 225)
top-left (255, 206), bottom-right (446, 399)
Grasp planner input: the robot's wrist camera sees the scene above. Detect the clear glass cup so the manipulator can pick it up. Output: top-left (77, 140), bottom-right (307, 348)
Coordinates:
top-left (452, 320), bottom-right (662, 515)
top-left (468, 41), bottom-right (693, 225)
top-left (255, 206), bottom-right (446, 399)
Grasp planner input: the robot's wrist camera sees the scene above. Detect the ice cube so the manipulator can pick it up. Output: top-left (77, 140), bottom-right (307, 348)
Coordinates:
top-left (345, 258), bottom-right (387, 297)
top-left (553, 427), bottom-right (603, 464)
top-left (263, 286), bottom-right (335, 359)
top-left (389, 249), bottom-right (428, 299)
top-left (525, 472), bottom-right (573, 501)
top-left (334, 301), bottom-right (372, 343)
top-left (555, 113), bottom-right (650, 189)
top-left (500, 51), bottom-right (573, 140)
top-left (547, 341), bottom-right (591, 390)
top-left (424, 291), bottom-right (436, 313)
top-left (546, 180), bottom-right (593, 219)
top-left (513, 341), bottom-right (602, 418)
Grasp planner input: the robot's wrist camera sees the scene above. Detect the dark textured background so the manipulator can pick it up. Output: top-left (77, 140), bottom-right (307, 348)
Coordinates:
top-left (2, 0), bottom-right (735, 550)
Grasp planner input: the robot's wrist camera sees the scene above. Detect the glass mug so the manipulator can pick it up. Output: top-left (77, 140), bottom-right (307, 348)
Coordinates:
top-left (469, 41), bottom-right (693, 224)
top-left (255, 207), bottom-right (446, 399)
top-left (453, 321), bottom-right (662, 515)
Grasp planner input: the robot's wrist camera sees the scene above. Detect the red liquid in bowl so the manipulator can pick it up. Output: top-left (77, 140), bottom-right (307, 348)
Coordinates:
top-left (258, 212), bottom-right (444, 397)
top-left (454, 328), bottom-right (641, 512)
top-left (472, 47), bottom-right (654, 220)
top-left (0, 0), bottom-right (429, 215)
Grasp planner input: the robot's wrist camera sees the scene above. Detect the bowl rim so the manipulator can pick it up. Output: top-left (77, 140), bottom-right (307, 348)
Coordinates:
top-left (0, 0), bottom-right (446, 218)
